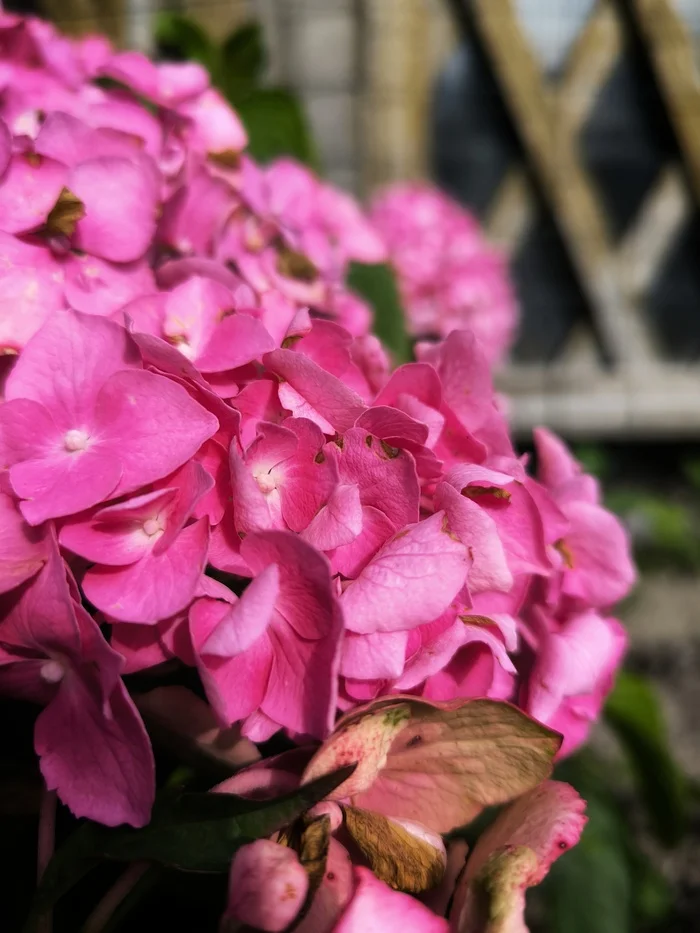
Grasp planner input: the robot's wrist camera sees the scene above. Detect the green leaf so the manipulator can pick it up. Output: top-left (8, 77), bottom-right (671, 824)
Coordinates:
top-left (154, 12), bottom-right (219, 76)
top-left (27, 766), bottom-right (354, 930)
top-left (236, 88), bottom-right (319, 168)
top-left (536, 794), bottom-right (632, 933)
top-left (98, 766), bottom-right (354, 870)
top-left (346, 262), bottom-right (411, 364)
top-left (220, 22), bottom-right (266, 103)
top-left (605, 671), bottom-right (687, 846)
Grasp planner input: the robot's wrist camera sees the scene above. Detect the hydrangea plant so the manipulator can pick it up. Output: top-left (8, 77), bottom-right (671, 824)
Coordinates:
top-left (0, 12), bottom-right (636, 932)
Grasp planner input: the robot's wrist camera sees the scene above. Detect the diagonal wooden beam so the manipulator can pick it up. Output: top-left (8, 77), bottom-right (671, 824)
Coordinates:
top-left (626, 0), bottom-right (700, 205)
top-left (467, 0), bottom-right (654, 363)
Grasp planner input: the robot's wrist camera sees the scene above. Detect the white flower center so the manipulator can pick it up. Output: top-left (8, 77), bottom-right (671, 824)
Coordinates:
top-left (40, 660), bottom-right (65, 684)
top-left (143, 517), bottom-right (163, 537)
top-left (255, 471), bottom-right (277, 494)
top-left (64, 429), bottom-right (89, 452)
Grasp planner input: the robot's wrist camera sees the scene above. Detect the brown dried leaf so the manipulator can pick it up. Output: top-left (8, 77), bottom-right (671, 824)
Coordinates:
top-left (45, 187), bottom-right (85, 237)
top-left (342, 806), bottom-right (445, 894)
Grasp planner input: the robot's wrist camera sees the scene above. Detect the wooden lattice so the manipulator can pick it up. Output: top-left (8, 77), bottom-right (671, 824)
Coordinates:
top-left (453, 0), bottom-right (700, 436)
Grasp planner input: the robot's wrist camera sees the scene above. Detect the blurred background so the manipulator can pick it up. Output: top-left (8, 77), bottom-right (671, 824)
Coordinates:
top-left (4, 0), bottom-right (700, 930)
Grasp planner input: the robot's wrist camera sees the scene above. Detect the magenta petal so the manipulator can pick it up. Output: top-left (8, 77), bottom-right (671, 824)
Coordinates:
top-left (36, 669), bottom-right (154, 827)
top-left (355, 406), bottom-right (429, 447)
top-left (203, 564), bottom-right (280, 656)
top-left (98, 369), bottom-right (218, 497)
top-left (334, 868), bottom-right (448, 933)
top-left (35, 112), bottom-right (143, 166)
top-left (341, 512), bottom-right (469, 635)
top-left (83, 517), bottom-right (209, 623)
top-left (70, 155), bottom-right (159, 262)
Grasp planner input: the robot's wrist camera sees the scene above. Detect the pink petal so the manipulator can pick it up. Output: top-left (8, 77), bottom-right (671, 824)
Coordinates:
top-left (36, 669), bottom-right (155, 827)
top-left (434, 482), bottom-right (513, 594)
top-left (0, 151), bottom-right (67, 234)
top-left (241, 531), bottom-right (340, 642)
top-left (203, 564), bottom-right (280, 656)
top-left (334, 868), bottom-right (448, 933)
top-left (83, 517), bottom-right (210, 623)
top-left (355, 405), bottom-right (429, 447)
top-left (302, 483), bottom-right (363, 551)
top-left (561, 500), bottom-right (636, 607)
top-left (35, 111), bottom-right (143, 166)
top-left (450, 782), bottom-right (586, 933)
top-left (70, 155), bottom-right (159, 262)
top-left (295, 839), bottom-right (353, 933)
top-left (328, 505), bottom-right (397, 578)
top-left (98, 368), bottom-right (218, 497)
top-left (341, 630), bottom-right (408, 680)
top-left (265, 348), bottom-right (366, 433)
top-left (190, 597), bottom-right (274, 725)
top-left (0, 490), bottom-right (49, 593)
top-left (0, 232), bottom-right (64, 353)
top-left (197, 313), bottom-right (275, 372)
top-left (5, 308), bottom-right (140, 416)
top-left (225, 840), bottom-right (308, 933)
top-left (341, 512), bottom-right (469, 635)
top-left (0, 398), bottom-right (123, 525)
top-left (59, 488), bottom-right (179, 566)
top-left (64, 253), bottom-right (155, 317)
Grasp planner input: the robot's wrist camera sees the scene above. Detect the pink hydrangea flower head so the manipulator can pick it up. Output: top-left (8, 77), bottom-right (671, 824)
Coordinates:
top-left (371, 183), bottom-right (518, 365)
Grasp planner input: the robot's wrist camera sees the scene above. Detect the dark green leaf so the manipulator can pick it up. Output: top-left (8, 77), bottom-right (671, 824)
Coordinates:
top-left (154, 12), bottom-right (219, 76)
top-left (220, 22), bottom-right (266, 103)
top-left (97, 765), bottom-right (354, 870)
top-left (605, 671), bottom-right (687, 845)
top-left (236, 88), bottom-right (319, 169)
top-left (346, 262), bottom-right (411, 364)
top-left (27, 766), bottom-right (354, 929)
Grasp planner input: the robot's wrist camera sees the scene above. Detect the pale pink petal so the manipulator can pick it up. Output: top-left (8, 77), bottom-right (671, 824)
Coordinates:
top-left (328, 505), bottom-right (397, 578)
top-left (341, 512), bottom-right (469, 635)
top-left (302, 483), bottom-right (363, 551)
top-left (295, 840), bottom-right (353, 933)
top-left (561, 501), bottom-right (636, 607)
top-left (225, 840), bottom-right (308, 933)
top-left (341, 630), bottom-right (408, 680)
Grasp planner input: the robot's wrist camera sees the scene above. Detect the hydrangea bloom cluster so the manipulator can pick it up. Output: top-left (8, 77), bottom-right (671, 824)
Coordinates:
top-left (370, 184), bottom-right (518, 365)
top-left (0, 13), bottom-right (635, 932)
